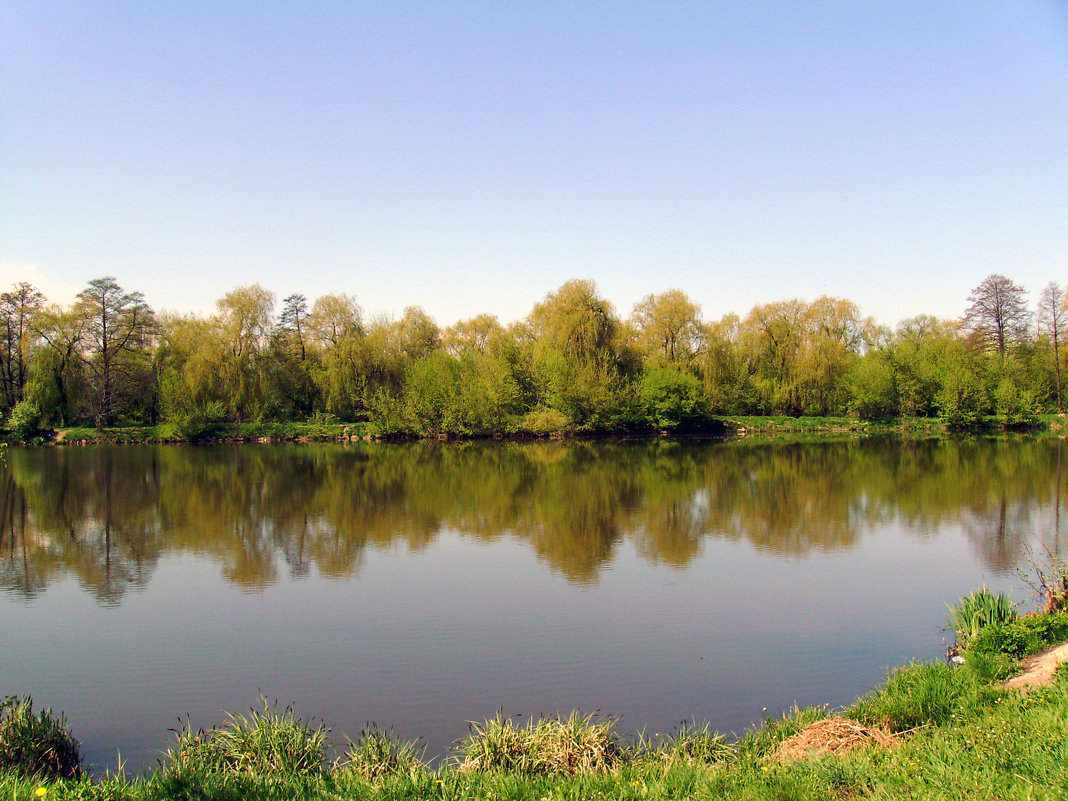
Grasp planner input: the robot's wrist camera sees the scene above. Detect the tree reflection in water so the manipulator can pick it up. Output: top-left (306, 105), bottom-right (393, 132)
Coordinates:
top-left (1, 437), bottom-right (1064, 603)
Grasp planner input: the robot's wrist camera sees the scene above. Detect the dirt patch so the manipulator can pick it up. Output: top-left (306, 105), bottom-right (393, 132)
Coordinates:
top-left (1003, 642), bottom-right (1068, 692)
top-left (772, 718), bottom-right (896, 762)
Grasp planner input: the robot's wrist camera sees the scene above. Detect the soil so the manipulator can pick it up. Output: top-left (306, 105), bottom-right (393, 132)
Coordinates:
top-left (1003, 642), bottom-right (1068, 691)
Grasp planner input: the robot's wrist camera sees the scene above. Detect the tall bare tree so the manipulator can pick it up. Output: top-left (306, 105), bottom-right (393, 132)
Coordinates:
top-left (0, 282), bottom-right (45, 409)
top-left (75, 277), bottom-right (155, 427)
top-left (1037, 281), bottom-right (1067, 411)
top-left (962, 274), bottom-right (1031, 356)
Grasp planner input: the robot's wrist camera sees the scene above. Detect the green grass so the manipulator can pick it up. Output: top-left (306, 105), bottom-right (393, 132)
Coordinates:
top-left (4, 605), bottom-right (1068, 800)
top-left (162, 699), bottom-right (328, 779)
top-left (49, 421), bottom-right (370, 445)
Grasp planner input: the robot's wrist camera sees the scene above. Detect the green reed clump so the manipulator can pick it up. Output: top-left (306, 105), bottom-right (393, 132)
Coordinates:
top-left (336, 725), bottom-right (424, 782)
top-left (946, 588), bottom-right (1017, 646)
top-left (162, 698), bottom-right (327, 779)
top-left (0, 696), bottom-right (81, 780)
top-left (457, 711), bottom-right (625, 776)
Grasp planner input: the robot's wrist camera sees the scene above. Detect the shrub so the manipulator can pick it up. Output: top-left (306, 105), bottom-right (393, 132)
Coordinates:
top-left (5, 399), bottom-right (43, 441)
top-left (968, 613), bottom-right (1068, 661)
top-left (0, 696), bottom-right (81, 779)
top-left (639, 368), bottom-right (710, 431)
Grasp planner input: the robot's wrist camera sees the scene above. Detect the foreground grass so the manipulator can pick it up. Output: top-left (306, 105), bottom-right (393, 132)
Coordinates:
top-left (5, 658), bottom-right (1068, 799)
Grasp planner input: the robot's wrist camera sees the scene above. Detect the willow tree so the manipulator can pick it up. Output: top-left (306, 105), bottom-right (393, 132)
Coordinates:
top-left (309, 293), bottom-right (365, 419)
top-left (216, 285), bottom-right (275, 422)
top-left (524, 280), bottom-right (631, 429)
top-left (630, 289), bottom-right (704, 368)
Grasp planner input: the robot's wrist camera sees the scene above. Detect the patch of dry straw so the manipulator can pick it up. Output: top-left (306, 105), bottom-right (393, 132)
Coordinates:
top-left (772, 717), bottom-right (896, 762)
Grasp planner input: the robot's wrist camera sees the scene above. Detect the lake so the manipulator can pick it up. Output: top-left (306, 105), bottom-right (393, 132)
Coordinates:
top-left (1, 437), bottom-right (1063, 773)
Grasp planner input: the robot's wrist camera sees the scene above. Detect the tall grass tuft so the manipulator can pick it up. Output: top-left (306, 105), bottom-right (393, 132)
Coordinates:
top-left (646, 722), bottom-right (735, 768)
top-left (457, 711), bottom-right (625, 776)
top-left (0, 696), bottom-right (81, 779)
top-left (163, 698), bottom-right (327, 779)
top-left (336, 725), bottom-right (424, 781)
top-left (946, 588), bottom-right (1016, 646)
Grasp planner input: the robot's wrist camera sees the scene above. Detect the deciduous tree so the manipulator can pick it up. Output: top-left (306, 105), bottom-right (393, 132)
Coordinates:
top-left (74, 277), bottom-right (155, 427)
top-left (962, 274), bottom-right (1031, 356)
top-left (1037, 282), bottom-right (1066, 412)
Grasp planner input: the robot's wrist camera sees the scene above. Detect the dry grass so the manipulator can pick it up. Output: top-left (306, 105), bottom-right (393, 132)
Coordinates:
top-left (772, 717), bottom-right (896, 762)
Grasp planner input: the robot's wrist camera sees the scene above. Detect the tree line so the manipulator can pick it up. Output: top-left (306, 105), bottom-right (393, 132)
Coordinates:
top-left (0, 273), bottom-right (1064, 438)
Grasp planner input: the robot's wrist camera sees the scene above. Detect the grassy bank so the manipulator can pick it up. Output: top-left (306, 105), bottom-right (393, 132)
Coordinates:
top-left (43, 420), bottom-right (372, 445)
top-left (13, 412), bottom-right (1063, 446)
top-left (4, 593), bottom-right (1068, 800)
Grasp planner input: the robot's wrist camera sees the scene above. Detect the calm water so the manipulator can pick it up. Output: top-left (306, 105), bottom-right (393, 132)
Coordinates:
top-left (2, 437), bottom-right (1065, 773)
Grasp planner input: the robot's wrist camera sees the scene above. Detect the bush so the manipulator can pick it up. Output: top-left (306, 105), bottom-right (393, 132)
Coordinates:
top-left (0, 696), bottom-right (81, 779)
top-left (639, 368), bottom-right (711, 431)
top-left (968, 613), bottom-right (1068, 661)
top-left (5, 399), bottom-right (43, 441)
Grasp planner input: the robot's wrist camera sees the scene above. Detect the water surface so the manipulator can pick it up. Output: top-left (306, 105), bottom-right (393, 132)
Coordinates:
top-left (1, 437), bottom-right (1064, 772)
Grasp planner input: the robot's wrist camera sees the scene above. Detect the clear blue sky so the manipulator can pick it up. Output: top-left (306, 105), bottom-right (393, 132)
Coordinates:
top-left (2, 1), bottom-right (1067, 328)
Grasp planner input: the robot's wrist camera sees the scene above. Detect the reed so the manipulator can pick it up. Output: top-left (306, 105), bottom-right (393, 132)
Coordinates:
top-left (336, 725), bottom-right (424, 781)
top-left (946, 587), bottom-right (1016, 646)
top-left (457, 711), bottom-right (624, 776)
top-left (162, 698), bottom-right (327, 779)
top-left (0, 696), bottom-right (81, 780)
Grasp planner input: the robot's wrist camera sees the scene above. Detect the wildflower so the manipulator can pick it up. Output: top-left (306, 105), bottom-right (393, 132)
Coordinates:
top-left (36, 790), bottom-right (47, 798)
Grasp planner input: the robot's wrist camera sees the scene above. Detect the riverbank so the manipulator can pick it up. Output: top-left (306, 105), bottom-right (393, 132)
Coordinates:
top-left (10, 413), bottom-right (1063, 446)
top-left (4, 603), bottom-right (1068, 800)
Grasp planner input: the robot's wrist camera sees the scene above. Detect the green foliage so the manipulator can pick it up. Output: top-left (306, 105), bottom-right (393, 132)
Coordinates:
top-left (0, 696), bottom-right (81, 779)
top-left (995, 374), bottom-right (1041, 429)
top-left (639, 368), bottom-right (710, 431)
top-left (163, 699), bottom-right (327, 779)
top-left (848, 354), bottom-right (897, 419)
top-left (967, 612), bottom-right (1068, 661)
top-left (5, 399), bottom-right (43, 440)
top-left (946, 588), bottom-right (1017, 646)
top-left (521, 406), bottom-right (569, 434)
